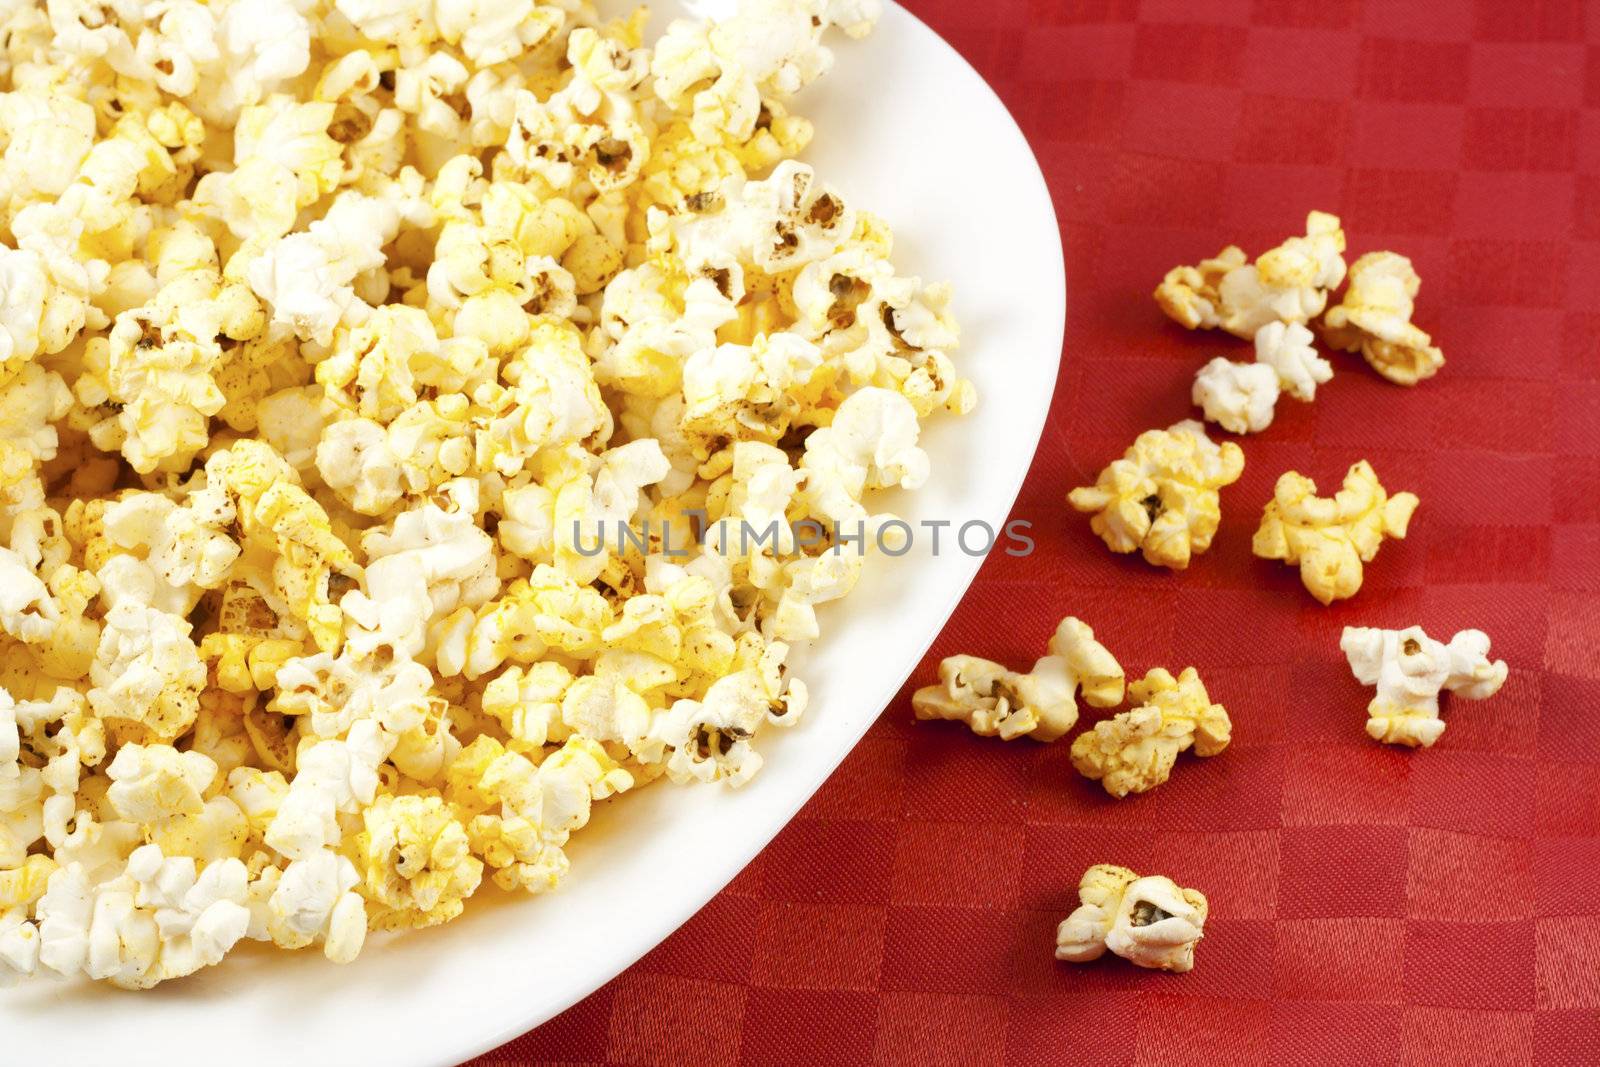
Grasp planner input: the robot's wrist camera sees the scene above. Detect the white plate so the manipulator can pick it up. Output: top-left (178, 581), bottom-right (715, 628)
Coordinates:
top-left (0, 5), bottom-right (1063, 1063)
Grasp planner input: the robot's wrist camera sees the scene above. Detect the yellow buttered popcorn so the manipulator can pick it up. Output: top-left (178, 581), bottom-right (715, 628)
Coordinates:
top-left (354, 793), bottom-right (484, 931)
top-left (1253, 461), bottom-right (1419, 605)
top-left (1322, 251), bottom-right (1444, 386)
top-left (1055, 864), bottom-right (1208, 973)
top-left (1069, 420), bottom-right (1244, 570)
top-left (1070, 668), bottom-right (1231, 798)
top-left (912, 616), bottom-right (1125, 742)
top-left (1157, 212), bottom-right (1347, 339)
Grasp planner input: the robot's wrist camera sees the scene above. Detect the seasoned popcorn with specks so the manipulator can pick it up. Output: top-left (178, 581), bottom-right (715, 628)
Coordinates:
top-left (0, 0), bottom-right (986, 989)
top-left (1070, 667), bottom-right (1231, 798)
top-left (1157, 212), bottom-right (1345, 339)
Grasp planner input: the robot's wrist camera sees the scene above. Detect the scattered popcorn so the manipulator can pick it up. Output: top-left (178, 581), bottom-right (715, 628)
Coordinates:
top-left (1192, 357), bottom-right (1280, 435)
top-left (1157, 212), bottom-right (1346, 339)
top-left (912, 616), bottom-right (1125, 741)
top-left (1322, 251), bottom-right (1444, 386)
top-left (1055, 863), bottom-right (1207, 973)
top-left (1253, 461), bottom-right (1419, 604)
top-left (0, 0), bottom-right (997, 990)
top-left (1341, 626), bottom-right (1507, 747)
top-left (1068, 421), bottom-right (1244, 570)
top-left (1071, 668), bottom-right (1231, 798)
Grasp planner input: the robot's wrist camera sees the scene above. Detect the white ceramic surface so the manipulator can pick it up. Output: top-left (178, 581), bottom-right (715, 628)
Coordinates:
top-left (0, 4), bottom-right (1064, 1064)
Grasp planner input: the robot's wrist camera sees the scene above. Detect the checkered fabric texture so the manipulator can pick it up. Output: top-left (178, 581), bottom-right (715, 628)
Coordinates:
top-left (471, 0), bottom-right (1600, 1062)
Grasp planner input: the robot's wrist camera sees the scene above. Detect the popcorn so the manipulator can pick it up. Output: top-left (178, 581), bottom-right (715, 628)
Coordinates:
top-left (102, 489), bottom-right (240, 593)
top-left (104, 744), bottom-right (215, 826)
top-left (354, 793), bottom-right (483, 930)
top-left (912, 617), bottom-right (1124, 742)
top-left (912, 656), bottom-right (1053, 741)
top-left (1252, 461), bottom-right (1419, 604)
top-left (1068, 421), bottom-right (1243, 570)
top-left (0, 688), bottom-right (17, 778)
top-left (1055, 864), bottom-right (1208, 973)
top-left (0, 0), bottom-right (970, 989)
top-left (0, 363), bottom-right (71, 460)
top-left (202, 439), bottom-right (361, 648)
top-left (0, 546), bottom-right (56, 643)
top-left (1154, 247), bottom-right (1245, 331)
top-left (447, 733), bottom-right (630, 893)
top-left (1341, 626), bottom-right (1508, 747)
top-left (1070, 668), bottom-right (1231, 798)
top-left (87, 600), bottom-right (206, 745)
top-left (31, 845), bottom-right (253, 988)
top-left (79, 223), bottom-right (265, 473)
top-left (1191, 357), bottom-right (1280, 435)
top-left (246, 187), bottom-right (430, 346)
top-left (1158, 212), bottom-right (1346, 338)
top-left (651, 0), bottom-right (875, 152)
top-left (682, 335), bottom-right (823, 455)
top-left (264, 720), bottom-right (392, 861)
top-left (661, 161), bottom-right (854, 285)
top-left (255, 847), bottom-right (367, 962)
top-left (435, 565), bottom-right (613, 681)
top-left (1253, 320), bottom-right (1331, 402)
top-left (1322, 251), bottom-right (1444, 386)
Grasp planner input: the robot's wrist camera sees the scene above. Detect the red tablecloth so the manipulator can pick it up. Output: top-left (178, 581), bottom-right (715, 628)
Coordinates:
top-left (472, 1), bottom-right (1600, 1062)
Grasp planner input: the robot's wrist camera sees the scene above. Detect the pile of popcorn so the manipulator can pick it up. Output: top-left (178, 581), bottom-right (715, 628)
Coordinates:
top-left (0, 0), bottom-right (982, 989)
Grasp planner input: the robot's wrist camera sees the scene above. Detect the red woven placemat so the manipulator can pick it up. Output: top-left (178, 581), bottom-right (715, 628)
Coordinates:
top-left (471, 1), bottom-right (1600, 1062)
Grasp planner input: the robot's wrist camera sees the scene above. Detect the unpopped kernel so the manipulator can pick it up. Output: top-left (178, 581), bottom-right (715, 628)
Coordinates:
top-left (0, 0), bottom-right (993, 990)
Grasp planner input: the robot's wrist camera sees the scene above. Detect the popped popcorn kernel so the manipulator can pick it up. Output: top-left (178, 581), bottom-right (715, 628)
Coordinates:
top-left (1254, 320), bottom-right (1332, 402)
top-left (1070, 668), bottom-right (1231, 798)
top-left (1068, 421), bottom-right (1244, 570)
top-left (1055, 864), bottom-right (1207, 973)
top-left (1192, 357), bottom-right (1280, 435)
top-left (1341, 625), bottom-right (1507, 748)
top-left (87, 601), bottom-right (206, 746)
top-left (1252, 461), bottom-right (1419, 605)
top-left (912, 616), bottom-right (1124, 742)
top-left (355, 793), bottom-right (483, 931)
top-left (1158, 212), bottom-right (1346, 339)
top-left (1322, 251), bottom-right (1444, 386)
top-left (1154, 247), bottom-right (1245, 331)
